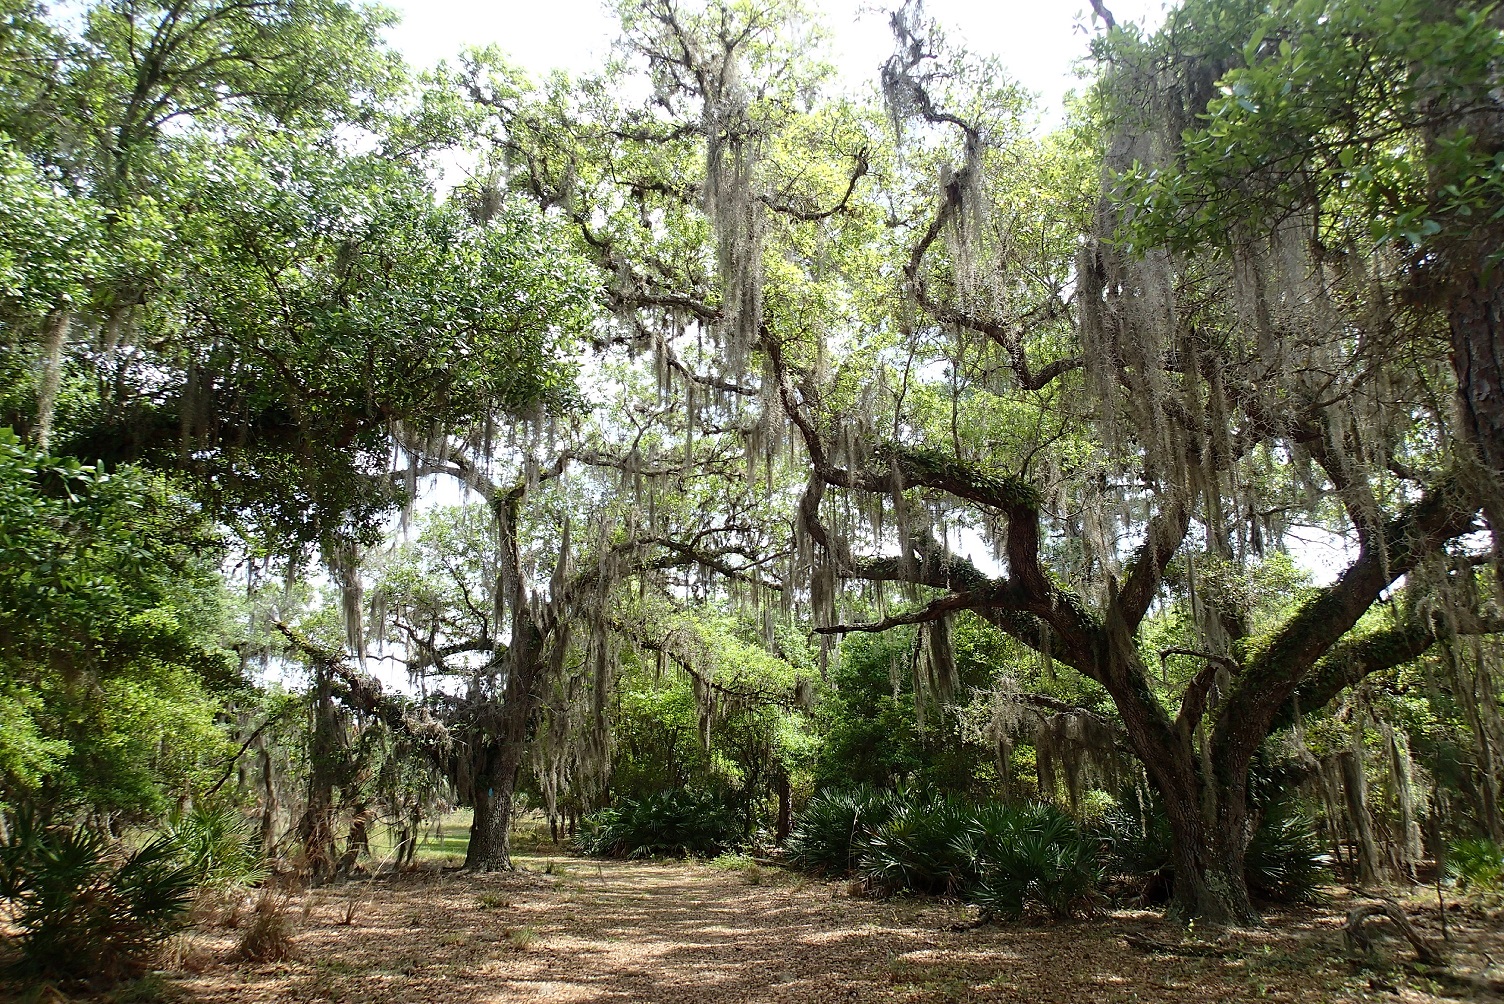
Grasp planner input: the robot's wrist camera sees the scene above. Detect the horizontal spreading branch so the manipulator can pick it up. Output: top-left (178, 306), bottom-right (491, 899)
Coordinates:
top-left (814, 589), bottom-right (981, 635)
top-left (275, 622), bottom-right (451, 754)
top-left (1216, 475), bottom-right (1483, 766)
top-left (759, 147), bottom-right (870, 221)
top-left (1287, 608), bottom-right (1504, 724)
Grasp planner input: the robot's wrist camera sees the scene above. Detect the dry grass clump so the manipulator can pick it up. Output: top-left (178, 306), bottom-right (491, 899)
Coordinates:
top-left (505, 924), bottom-right (539, 951)
top-left (160, 931), bottom-right (218, 976)
top-left (235, 894), bottom-right (297, 962)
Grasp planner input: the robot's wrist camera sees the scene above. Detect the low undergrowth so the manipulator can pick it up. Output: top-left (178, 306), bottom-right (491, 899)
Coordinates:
top-left (1448, 837), bottom-right (1504, 892)
top-left (0, 811), bottom-right (198, 986)
top-left (577, 789), bottom-right (740, 859)
top-left (787, 787), bottom-right (1102, 919)
top-left (785, 786), bottom-right (1329, 919)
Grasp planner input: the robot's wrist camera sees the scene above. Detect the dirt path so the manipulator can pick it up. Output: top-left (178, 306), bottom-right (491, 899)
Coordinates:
top-left (170, 853), bottom-right (1487, 1003)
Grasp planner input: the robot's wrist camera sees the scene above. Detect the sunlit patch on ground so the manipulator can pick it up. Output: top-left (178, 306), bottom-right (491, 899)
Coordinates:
top-left (167, 852), bottom-right (1504, 1004)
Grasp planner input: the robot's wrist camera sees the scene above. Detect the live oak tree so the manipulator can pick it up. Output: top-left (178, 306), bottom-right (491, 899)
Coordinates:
top-left (307, 418), bottom-right (802, 871)
top-left (4, 0), bottom-right (1502, 929)
top-left (0, 0), bottom-right (608, 871)
top-left (485, 0), bottom-right (1504, 921)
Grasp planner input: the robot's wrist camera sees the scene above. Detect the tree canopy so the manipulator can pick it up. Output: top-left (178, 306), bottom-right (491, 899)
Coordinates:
top-left (1, 0), bottom-right (1502, 942)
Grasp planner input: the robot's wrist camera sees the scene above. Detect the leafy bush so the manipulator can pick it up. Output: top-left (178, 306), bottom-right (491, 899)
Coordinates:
top-left (788, 789), bottom-right (1103, 919)
top-left (1100, 805), bottom-right (1174, 900)
top-left (0, 812), bottom-right (196, 985)
top-left (578, 789), bottom-right (740, 858)
top-left (1448, 837), bottom-right (1504, 890)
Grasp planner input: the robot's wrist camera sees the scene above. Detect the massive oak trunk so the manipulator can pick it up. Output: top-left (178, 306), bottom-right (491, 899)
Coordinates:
top-left (1428, 6), bottom-right (1504, 541)
top-left (462, 614), bottom-right (548, 871)
top-left (1100, 639), bottom-right (1260, 925)
top-left (464, 739), bottom-right (526, 871)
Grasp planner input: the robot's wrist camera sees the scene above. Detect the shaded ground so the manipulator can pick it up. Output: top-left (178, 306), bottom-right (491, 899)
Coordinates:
top-left (161, 850), bottom-right (1504, 1004)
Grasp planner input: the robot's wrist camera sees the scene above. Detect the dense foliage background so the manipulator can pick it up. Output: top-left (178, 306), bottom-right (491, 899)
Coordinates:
top-left (2, 0), bottom-right (1503, 984)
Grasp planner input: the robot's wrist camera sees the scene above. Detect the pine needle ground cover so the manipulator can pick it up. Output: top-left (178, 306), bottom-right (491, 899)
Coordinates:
top-left (148, 853), bottom-right (1502, 1004)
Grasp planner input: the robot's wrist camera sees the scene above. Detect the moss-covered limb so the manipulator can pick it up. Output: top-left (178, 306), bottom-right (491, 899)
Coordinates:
top-left (1175, 657), bottom-right (1234, 734)
top-left (637, 535), bottom-right (786, 590)
top-left (839, 535), bottom-right (1101, 668)
top-left (976, 606), bottom-right (1055, 660)
top-left (274, 622), bottom-right (452, 755)
top-left (909, 275), bottom-right (1080, 392)
top-left (815, 589), bottom-right (984, 636)
top-left (853, 443), bottom-right (1042, 513)
top-left (1285, 610), bottom-right (1504, 725)
top-left (1114, 497), bottom-right (1193, 632)
top-left (1213, 477), bottom-right (1478, 769)
top-left (1288, 620), bottom-right (1436, 720)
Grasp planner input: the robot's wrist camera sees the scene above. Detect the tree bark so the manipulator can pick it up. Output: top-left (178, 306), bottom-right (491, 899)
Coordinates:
top-left (1136, 737), bottom-right (1258, 925)
top-left (463, 618), bottom-right (547, 871)
top-left (258, 738), bottom-right (277, 854)
top-left (464, 746), bottom-right (520, 871)
top-left (775, 767), bottom-right (792, 846)
top-left (1450, 267), bottom-right (1504, 481)
top-left (1449, 264), bottom-right (1504, 552)
top-left (1428, 2), bottom-right (1504, 550)
top-left (298, 665), bottom-right (341, 883)
top-left (1100, 640), bottom-right (1260, 925)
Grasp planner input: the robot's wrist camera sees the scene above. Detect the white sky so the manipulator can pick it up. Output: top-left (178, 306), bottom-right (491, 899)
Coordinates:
top-left (380, 0), bottom-right (1169, 123)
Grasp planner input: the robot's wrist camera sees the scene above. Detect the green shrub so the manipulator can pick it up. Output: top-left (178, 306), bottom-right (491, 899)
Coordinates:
top-left (167, 802), bottom-right (265, 893)
top-left (578, 789), bottom-right (740, 858)
top-left (1101, 805), bottom-right (1173, 897)
top-left (1448, 837), bottom-right (1504, 890)
top-left (0, 811), bottom-right (196, 985)
top-left (788, 789), bottom-right (1103, 919)
top-left (786, 785), bottom-right (897, 874)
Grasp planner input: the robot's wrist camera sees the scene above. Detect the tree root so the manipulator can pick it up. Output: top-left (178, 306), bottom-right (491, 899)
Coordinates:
top-left (1343, 899), bottom-right (1446, 967)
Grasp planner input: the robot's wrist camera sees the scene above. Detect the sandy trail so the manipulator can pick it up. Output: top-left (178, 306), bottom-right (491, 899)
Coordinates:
top-left (171, 853), bottom-right (1477, 1003)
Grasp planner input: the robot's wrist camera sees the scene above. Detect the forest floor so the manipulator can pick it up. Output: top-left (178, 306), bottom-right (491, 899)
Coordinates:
top-left (149, 849), bottom-right (1504, 1004)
